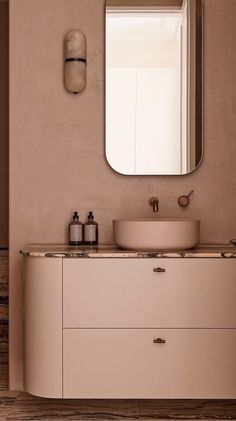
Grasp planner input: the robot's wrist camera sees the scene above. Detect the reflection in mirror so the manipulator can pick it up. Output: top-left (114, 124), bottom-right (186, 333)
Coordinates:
top-left (105, 0), bottom-right (202, 175)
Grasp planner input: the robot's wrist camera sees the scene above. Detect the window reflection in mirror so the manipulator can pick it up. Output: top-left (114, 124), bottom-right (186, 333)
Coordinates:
top-left (105, 0), bottom-right (202, 175)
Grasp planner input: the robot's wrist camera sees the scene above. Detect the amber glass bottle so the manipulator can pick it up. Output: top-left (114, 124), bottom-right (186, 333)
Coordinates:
top-left (84, 211), bottom-right (98, 246)
top-left (69, 211), bottom-right (83, 246)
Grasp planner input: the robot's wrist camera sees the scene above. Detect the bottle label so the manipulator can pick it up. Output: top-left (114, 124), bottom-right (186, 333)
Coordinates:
top-left (84, 225), bottom-right (96, 242)
top-left (70, 225), bottom-right (83, 242)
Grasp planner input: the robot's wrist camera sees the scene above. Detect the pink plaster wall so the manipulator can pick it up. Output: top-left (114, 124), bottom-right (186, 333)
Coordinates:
top-left (9, 0), bottom-right (236, 389)
top-left (0, 2), bottom-right (9, 248)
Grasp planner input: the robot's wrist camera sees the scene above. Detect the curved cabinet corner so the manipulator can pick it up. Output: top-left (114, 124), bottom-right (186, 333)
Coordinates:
top-left (24, 257), bottom-right (63, 398)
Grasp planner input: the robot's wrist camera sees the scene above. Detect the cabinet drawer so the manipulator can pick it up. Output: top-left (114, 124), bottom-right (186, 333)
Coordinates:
top-left (63, 259), bottom-right (236, 328)
top-left (63, 329), bottom-right (236, 398)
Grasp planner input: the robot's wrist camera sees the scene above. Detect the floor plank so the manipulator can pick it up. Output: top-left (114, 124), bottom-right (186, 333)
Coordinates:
top-left (6, 393), bottom-right (139, 420)
top-left (139, 400), bottom-right (230, 419)
top-left (0, 256), bottom-right (8, 394)
top-left (0, 392), bottom-right (19, 421)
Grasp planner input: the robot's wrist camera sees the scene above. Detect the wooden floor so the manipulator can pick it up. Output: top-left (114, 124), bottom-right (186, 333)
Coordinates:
top-left (0, 392), bottom-right (236, 421)
top-left (0, 256), bottom-right (8, 393)
top-left (1, 392), bottom-right (236, 420)
top-left (1, 256), bottom-right (236, 420)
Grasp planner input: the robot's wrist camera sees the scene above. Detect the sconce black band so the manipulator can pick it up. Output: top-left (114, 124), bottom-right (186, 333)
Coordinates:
top-left (65, 57), bottom-right (87, 64)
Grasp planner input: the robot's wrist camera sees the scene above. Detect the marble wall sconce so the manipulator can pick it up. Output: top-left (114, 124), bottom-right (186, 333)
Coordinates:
top-left (64, 30), bottom-right (86, 94)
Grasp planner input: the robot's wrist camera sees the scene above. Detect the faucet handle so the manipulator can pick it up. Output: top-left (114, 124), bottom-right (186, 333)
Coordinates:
top-left (178, 190), bottom-right (194, 208)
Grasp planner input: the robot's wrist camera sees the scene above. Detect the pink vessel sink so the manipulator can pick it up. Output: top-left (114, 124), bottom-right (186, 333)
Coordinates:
top-left (113, 218), bottom-right (200, 251)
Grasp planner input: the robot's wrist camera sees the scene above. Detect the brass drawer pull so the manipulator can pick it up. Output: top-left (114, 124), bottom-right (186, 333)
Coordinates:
top-left (153, 267), bottom-right (166, 273)
top-left (153, 338), bottom-right (166, 344)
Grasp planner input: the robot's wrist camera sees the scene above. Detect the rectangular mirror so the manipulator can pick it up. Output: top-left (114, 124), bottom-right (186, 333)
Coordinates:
top-left (105, 0), bottom-right (203, 175)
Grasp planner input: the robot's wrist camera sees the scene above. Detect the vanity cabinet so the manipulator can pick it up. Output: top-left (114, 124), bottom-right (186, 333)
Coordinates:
top-left (24, 256), bottom-right (236, 399)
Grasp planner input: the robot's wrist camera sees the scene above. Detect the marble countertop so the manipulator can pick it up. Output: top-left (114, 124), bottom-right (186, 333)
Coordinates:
top-left (20, 244), bottom-right (236, 258)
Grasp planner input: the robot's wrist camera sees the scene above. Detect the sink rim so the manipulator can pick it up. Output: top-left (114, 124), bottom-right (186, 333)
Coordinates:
top-left (113, 218), bottom-right (201, 250)
top-left (113, 218), bottom-right (200, 223)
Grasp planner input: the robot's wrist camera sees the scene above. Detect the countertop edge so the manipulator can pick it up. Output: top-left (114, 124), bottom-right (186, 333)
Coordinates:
top-left (19, 247), bottom-right (236, 259)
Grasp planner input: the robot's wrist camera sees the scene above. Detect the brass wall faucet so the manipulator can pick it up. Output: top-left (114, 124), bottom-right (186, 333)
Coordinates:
top-left (149, 197), bottom-right (159, 213)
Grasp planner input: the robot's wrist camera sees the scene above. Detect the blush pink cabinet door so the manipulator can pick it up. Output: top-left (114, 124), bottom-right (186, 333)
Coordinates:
top-left (63, 259), bottom-right (236, 328)
top-left (24, 257), bottom-right (63, 398)
top-left (63, 328), bottom-right (236, 398)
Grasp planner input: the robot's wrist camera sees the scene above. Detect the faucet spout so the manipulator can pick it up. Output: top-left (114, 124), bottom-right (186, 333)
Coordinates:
top-left (149, 197), bottom-right (159, 213)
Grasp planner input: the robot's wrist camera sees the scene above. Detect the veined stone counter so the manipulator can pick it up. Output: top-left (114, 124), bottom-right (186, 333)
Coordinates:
top-left (20, 244), bottom-right (236, 258)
